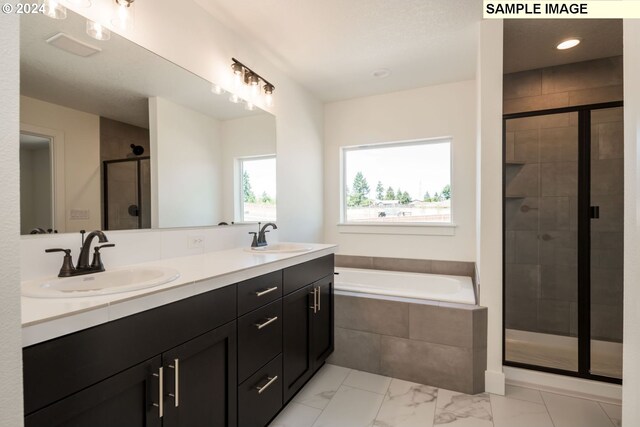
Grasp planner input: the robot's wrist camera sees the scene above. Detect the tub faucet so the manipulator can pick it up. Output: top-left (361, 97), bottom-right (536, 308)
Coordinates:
top-left (250, 222), bottom-right (277, 247)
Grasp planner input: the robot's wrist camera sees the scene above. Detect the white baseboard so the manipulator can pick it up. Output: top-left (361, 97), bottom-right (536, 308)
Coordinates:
top-left (485, 369), bottom-right (506, 395)
top-left (504, 366), bottom-right (622, 404)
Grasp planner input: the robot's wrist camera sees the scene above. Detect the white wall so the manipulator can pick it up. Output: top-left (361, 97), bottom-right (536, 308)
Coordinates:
top-left (323, 80), bottom-right (476, 261)
top-left (71, 0), bottom-right (324, 243)
top-left (476, 19), bottom-right (505, 395)
top-left (220, 114), bottom-right (277, 222)
top-left (20, 96), bottom-right (101, 232)
top-left (0, 12), bottom-right (24, 427)
top-left (623, 18), bottom-right (640, 427)
top-left (149, 97), bottom-right (222, 228)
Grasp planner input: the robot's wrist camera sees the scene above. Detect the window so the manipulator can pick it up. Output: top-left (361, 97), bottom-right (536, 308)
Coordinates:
top-left (341, 138), bottom-right (452, 224)
top-left (238, 155), bottom-right (277, 222)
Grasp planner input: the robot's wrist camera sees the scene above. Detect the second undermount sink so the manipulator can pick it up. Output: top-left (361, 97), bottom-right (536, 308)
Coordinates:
top-left (22, 266), bottom-right (181, 298)
top-left (244, 243), bottom-right (313, 254)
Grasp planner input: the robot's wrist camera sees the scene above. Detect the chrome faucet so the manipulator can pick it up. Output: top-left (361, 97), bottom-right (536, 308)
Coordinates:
top-left (249, 222), bottom-right (278, 247)
top-left (45, 230), bottom-right (115, 277)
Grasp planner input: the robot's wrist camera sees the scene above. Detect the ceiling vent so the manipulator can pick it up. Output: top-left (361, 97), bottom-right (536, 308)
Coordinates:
top-left (46, 33), bottom-right (101, 57)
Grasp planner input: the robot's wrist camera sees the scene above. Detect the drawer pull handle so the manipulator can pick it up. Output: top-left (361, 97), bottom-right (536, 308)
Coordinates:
top-left (255, 286), bottom-right (278, 297)
top-left (152, 367), bottom-right (164, 418)
top-left (317, 286), bottom-right (321, 312)
top-left (310, 288), bottom-right (317, 313)
top-left (168, 358), bottom-right (179, 407)
top-left (255, 375), bottom-right (278, 394)
top-left (255, 316), bottom-right (278, 330)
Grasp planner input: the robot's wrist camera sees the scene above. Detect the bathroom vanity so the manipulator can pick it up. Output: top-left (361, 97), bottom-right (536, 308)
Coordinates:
top-left (21, 247), bottom-right (335, 427)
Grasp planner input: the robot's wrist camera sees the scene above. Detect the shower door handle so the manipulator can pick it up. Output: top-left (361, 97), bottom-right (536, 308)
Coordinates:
top-left (590, 206), bottom-right (600, 219)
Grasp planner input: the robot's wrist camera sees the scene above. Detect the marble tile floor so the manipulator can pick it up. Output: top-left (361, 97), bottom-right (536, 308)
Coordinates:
top-left (270, 364), bottom-right (622, 427)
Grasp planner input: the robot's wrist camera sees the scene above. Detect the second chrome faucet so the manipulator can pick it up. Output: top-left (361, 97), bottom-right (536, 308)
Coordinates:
top-left (46, 230), bottom-right (115, 277)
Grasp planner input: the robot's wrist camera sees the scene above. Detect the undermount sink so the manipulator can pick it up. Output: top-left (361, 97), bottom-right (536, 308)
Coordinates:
top-left (22, 266), bottom-right (181, 298)
top-left (244, 243), bottom-right (313, 254)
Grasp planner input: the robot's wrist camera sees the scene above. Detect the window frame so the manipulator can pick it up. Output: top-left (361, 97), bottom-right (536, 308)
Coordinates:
top-left (339, 137), bottom-right (455, 230)
top-left (236, 154), bottom-right (277, 223)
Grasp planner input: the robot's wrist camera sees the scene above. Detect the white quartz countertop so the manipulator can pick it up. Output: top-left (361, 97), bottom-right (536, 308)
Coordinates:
top-left (22, 243), bottom-right (337, 347)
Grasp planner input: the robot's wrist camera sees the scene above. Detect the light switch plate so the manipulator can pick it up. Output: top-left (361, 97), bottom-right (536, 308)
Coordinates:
top-left (70, 209), bottom-right (90, 220)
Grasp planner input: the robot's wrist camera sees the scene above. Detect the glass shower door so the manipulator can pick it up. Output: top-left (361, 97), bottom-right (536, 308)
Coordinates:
top-left (590, 107), bottom-right (623, 379)
top-left (504, 111), bottom-right (580, 372)
top-left (103, 157), bottom-right (151, 230)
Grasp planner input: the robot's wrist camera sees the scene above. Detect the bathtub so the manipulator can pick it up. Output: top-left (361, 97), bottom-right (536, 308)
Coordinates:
top-left (334, 267), bottom-right (476, 305)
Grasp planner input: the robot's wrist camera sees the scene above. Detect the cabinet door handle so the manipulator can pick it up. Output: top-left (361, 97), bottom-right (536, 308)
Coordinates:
top-left (168, 358), bottom-right (179, 407)
top-left (317, 286), bottom-right (321, 312)
top-left (310, 288), bottom-right (317, 313)
top-left (255, 316), bottom-right (278, 330)
top-left (255, 375), bottom-right (278, 394)
top-left (152, 367), bottom-right (164, 418)
top-left (255, 286), bottom-right (278, 297)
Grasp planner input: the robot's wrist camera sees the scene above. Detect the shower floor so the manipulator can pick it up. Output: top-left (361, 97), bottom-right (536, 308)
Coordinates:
top-left (505, 329), bottom-right (622, 379)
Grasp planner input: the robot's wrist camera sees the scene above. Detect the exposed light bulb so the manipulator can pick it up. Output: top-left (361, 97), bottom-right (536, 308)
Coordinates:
top-left (43, 0), bottom-right (67, 19)
top-left (556, 38), bottom-right (580, 50)
top-left (86, 20), bottom-right (111, 41)
top-left (112, 0), bottom-right (135, 31)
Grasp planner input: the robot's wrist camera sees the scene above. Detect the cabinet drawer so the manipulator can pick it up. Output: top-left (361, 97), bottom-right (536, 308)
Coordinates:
top-left (283, 254), bottom-right (334, 295)
top-left (238, 299), bottom-right (282, 383)
top-left (237, 270), bottom-right (283, 316)
top-left (238, 354), bottom-right (283, 427)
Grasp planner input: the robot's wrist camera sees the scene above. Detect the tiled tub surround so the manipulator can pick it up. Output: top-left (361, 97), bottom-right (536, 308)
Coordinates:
top-left (21, 243), bottom-right (336, 346)
top-left (328, 287), bottom-right (487, 394)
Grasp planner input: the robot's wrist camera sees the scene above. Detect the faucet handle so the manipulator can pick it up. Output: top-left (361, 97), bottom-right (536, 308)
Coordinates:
top-left (45, 248), bottom-right (76, 277)
top-left (91, 244), bottom-right (114, 270)
top-left (248, 232), bottom-right (258, 248)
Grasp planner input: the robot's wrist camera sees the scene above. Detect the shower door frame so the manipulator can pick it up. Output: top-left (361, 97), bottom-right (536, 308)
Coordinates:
top-left (502, 100), bottom-right (623, 385)
top-left (102, 156), bottom-right (151, 230)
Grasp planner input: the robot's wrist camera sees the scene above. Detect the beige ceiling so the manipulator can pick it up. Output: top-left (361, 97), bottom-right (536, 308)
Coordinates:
top-left (503, 19), bottom-right (622, 74)
top-left (194, 0), bottom-right (482, 102)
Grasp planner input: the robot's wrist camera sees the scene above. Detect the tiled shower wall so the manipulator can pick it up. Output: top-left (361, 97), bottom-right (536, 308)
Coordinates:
top-left (503, 56), bottom-right (623, 342)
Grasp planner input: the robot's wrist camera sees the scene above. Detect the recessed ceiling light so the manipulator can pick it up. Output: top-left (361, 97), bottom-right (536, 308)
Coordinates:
top-left (372, 68), bottom-right (391, 79)
top-left (556, 38), bottom-right (581, 50)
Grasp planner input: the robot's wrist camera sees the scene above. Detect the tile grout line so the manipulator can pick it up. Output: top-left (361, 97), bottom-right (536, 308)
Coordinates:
top-left (539, 392), bottom-right (558, 427)
top-left (369, 378), bottom-right (393, 426)
top-left (597, 401), bottom-right (618, 427)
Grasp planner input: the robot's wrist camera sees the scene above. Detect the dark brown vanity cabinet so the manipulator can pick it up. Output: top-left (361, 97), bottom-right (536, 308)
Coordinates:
top-left (282, 256), bottom-right (334, 403)
top-left (23, 254), bottom-right (334, 427)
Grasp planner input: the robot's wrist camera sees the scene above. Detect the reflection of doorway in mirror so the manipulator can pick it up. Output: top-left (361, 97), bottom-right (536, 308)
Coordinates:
top-left (19, 132), bottom-right (54, 234)
top-left (237, 155), bottom-right (277, 222)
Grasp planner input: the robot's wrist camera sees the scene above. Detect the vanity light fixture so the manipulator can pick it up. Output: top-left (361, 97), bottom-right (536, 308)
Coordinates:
top-left (556, 38), bottom-right (581, 50)
top-left (86, 20), bottom-right (111, 41)
top-left (43, 0), bottom-right (67, 19)
top-left (229, 58), bottom-right (275, 108)
top-left (112, 0), bottom-right (135, 31)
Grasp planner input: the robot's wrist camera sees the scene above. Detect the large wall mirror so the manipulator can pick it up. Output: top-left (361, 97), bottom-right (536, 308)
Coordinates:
top-left (20, 10), bottom-right (276, 235)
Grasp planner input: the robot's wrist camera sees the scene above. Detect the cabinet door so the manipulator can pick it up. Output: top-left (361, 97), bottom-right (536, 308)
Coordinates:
top-left (163, 321), bottom-right (237, 427)
top-left (282, 284), bottom-right (314, 402)
top-left (25, 356), bottom-right (162, 427)
top-left (311, 275), bottom-right (334, 368)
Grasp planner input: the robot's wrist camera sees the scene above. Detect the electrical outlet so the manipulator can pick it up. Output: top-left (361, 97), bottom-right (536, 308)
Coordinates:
top-left (188, 235), bottom-right (205, 249)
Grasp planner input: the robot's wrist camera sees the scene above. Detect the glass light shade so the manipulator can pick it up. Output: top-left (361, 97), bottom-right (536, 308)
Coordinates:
top-left (86, 20), bottom-right (111, 41)
top-left (264, 92), bottom-right (274, 108)
top-left (43, 0), bottom-right (67, 19)
top-left (112, 0), bottom-right (135, 31)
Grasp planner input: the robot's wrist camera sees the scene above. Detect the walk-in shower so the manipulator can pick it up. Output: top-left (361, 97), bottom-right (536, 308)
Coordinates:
top-left (503, 103), bottom-right (623, 383)
top-left (103, 156), bottom-right (151, 230)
